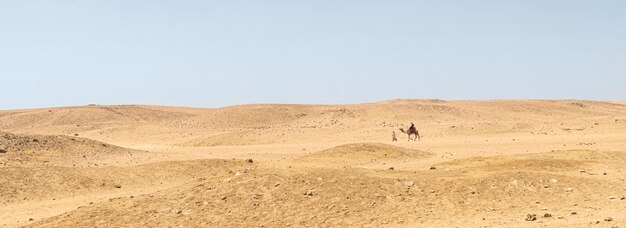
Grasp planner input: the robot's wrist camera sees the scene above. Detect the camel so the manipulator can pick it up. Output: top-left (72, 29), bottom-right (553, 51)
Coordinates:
top-left (399, 127), bottom-right (421, 141)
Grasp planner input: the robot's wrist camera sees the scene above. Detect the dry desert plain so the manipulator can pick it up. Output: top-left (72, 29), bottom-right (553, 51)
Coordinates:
top-left (1, 99), bottom-right (626, 227)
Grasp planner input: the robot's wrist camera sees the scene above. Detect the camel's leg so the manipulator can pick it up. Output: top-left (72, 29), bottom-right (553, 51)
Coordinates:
top-left (416, 131), bottom-right (421, 141)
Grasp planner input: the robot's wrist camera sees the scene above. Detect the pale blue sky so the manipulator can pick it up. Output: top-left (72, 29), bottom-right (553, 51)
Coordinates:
top-left (1, 0), bottom-right (625, 110)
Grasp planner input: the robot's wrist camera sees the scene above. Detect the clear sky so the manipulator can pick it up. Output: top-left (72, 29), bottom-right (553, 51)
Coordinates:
top-left (1, 0), bottom-right (625, 110)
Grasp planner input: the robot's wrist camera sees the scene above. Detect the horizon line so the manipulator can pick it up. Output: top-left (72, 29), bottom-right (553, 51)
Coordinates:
top-left (2, 98), bottom-right (624, 112)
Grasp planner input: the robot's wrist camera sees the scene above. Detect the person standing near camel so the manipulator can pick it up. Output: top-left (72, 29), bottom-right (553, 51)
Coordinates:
top-left (392, 131), bottom-right (398, 142)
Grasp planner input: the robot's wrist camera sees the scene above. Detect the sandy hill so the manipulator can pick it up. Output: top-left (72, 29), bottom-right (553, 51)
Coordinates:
top-left (303, 143), bottom-right (429, 159)
top-left (1, 100), bottom-right (625, 147)
top-left (0, 105), bottom-right (195, 128)
top-left (295, 143), bottom-right (431, 167)
top-left (0, 131), bottom-right (153, 167)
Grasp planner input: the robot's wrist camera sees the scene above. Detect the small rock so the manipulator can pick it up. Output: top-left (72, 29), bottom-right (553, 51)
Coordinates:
top-left (621, 196), bottom-right (626, 200)
top-left (429, 190), bottom-right (436, 193)
top-left (28, 218), bottom-right (34, 222)
top-left (543, 213), bottom-right (552, 218)
top-left (604, 217), bottom-right (613, 222)
top-left (234, 172), bottom-right (242, 177)
top-left (565, 187), bottom-right (573, 192)
top-left (246, 159), bottom-right (253, 163)
top-left (176, 210), bottom-right (183, 214)
top-left (304, 190), bottom-right (314, 196)
top-left (113, 184), bottom-right (122, 189)
top-left (526, 214), bottom-right (537, 221)
top-left (404, 181), bottom-right (415, 187)
top-left (557, 216), bottom-right (564, 219)
top-left (221, 196), bottom-right (227, 200)
top-left (609, 196), bottom-right (619, 200)
top-left (388, 167), bottom-right (394, 170)
top-left (571, 212), bottom-right (577, 215)
top-left (430, 166), bottom-right (436, 170)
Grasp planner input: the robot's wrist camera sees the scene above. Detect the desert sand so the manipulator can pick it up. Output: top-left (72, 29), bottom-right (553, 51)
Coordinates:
top-left (1, 99), bottom-right (625, 227)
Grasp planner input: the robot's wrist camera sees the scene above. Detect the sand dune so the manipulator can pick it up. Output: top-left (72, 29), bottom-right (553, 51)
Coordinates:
top-left (1, 99), bottom-right (626, 227)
